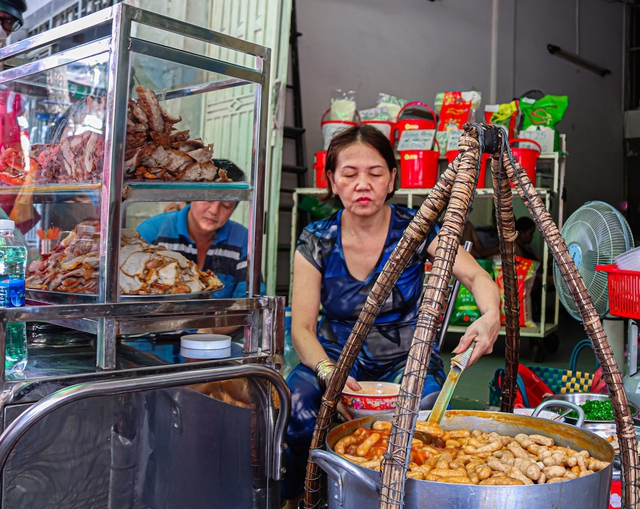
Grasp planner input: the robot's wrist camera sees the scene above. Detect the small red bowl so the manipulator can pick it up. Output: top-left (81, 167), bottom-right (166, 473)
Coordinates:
top-left (341, 381), bottom-right (400, 411)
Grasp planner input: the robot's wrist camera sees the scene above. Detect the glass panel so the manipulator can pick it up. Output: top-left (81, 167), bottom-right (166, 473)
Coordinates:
top-left (130, 18), bottom-right (258, 72)
top-left (0, 52), bottom-right (106, 266)
top-left (126, 51), bottom-right (256, 187)
top-left (123, 50), bottom-right (258, 299)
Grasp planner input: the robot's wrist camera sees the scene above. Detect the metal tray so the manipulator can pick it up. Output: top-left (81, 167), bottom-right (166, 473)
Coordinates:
top-left (543, 393), bottom-right (640, 424)
top-left (26, 287), bottom-right (222, 305)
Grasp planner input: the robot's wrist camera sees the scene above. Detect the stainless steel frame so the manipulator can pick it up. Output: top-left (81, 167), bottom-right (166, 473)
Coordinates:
top-left (0, 8), bottom-right (285, 506)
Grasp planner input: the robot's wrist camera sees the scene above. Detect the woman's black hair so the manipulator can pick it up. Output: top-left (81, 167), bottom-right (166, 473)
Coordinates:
top-left (515, 216), bottom-right (535, 233)
top-left (323, 124), bottom-right (397, 201)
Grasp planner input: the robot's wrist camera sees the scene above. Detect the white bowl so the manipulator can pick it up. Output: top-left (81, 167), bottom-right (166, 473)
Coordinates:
top-left (342, 381), bottom-right (400, 397)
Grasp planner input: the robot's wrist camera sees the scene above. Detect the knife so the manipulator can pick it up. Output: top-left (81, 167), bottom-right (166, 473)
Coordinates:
top-left (427, 343), bottom-right (476, 425)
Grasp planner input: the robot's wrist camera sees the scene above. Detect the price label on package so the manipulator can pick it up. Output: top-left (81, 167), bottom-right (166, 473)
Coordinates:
top-left (397, 129), bottom-right (435, 151)
top-left (519, 127), bottom-right (555, 153)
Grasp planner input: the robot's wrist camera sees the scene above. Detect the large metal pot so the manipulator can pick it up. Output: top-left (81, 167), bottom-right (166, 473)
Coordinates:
top-left (312, 409), bottom-right (614, 509)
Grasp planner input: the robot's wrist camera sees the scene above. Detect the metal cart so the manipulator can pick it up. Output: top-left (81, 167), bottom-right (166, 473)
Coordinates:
top-left (0, 5), bottom-right (287, 508)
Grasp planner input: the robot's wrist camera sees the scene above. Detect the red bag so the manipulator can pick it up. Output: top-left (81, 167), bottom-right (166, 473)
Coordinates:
top-left (517, 365), bottom-right (554, 407)
top-left (491, 364), bottom-right (553, 408)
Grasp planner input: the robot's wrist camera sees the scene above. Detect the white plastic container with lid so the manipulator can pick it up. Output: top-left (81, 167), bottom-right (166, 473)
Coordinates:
top-left (180, 334), bottom-right (231, 360)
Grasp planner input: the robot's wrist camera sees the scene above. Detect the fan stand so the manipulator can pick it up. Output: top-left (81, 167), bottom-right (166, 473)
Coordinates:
top-left (301, 124), bottom-right (639, 509)
top-left (604, 316), bottom-right (626, 373)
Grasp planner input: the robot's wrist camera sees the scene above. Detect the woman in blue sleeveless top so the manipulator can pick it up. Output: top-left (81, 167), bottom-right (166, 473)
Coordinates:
top-left (282, 125), bottom-right (501, 501)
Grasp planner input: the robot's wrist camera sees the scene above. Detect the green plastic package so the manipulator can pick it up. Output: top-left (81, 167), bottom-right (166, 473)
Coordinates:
top-left (450, 258), bottom-right (494, 326)
top-left (298, 195), bottom-right (341, 219)
top-left (519, 95), bottom-right (568, 150)
top-left (451, 284), bottom-right (481, 326)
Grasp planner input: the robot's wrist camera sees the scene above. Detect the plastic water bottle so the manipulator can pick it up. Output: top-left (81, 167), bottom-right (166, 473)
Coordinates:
top-left (0, 219), bottom-right (27, 373)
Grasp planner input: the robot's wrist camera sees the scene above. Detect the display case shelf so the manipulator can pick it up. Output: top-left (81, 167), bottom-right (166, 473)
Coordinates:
top-left (123, 181), bottom-right (252, 203)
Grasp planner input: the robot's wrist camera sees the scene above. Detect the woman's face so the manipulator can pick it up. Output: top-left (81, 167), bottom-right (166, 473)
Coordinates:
top-left (328, 142), bottom-right (396, 217)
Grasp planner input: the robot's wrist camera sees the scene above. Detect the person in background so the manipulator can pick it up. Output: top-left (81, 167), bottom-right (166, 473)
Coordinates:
top-left (282, 125), bottom-right (501, 502)
top-left (136, 161), bottom-right (254, 299)
top-left (460, 219), bottom-right (501, 259)
top-left (515, 216), bottom-right (538, 261)
top-left (0, 0), bottom-right (25, 41)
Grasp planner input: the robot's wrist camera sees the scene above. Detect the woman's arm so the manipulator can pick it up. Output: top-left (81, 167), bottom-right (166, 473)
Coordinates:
top-left (291, 251), bottom-right (360, 396)
top-left (428, 241), bottom-right (501, 366)
top-left (291, 251), bottom-right (332, 370)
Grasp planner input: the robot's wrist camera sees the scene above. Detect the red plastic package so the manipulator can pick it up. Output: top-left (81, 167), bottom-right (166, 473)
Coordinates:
top-left (494, 256), bottom-right (539, 327)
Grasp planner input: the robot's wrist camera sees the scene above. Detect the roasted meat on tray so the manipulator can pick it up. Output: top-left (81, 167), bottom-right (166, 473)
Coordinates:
top-left (26, 222), bottom-right (223, 295)
top-left (124, 85), bottom-right (231, 182)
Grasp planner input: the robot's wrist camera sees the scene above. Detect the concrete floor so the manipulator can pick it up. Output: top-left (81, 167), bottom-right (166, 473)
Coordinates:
top-left (440, 306), bottom-right (599, 410)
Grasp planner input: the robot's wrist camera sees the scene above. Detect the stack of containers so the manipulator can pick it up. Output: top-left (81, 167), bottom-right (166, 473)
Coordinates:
top-left (614, 246), bottom-right (640, 271)
top-left (315, 109), bottom-right (360, 187)
top-left (395, 102), bottom-right (439, 188)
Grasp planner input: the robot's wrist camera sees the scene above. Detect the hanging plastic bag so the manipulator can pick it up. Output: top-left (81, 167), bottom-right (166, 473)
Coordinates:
top-left (435, 91), bottom-right (481, 155)
top-left (519, 95), bottom-right (568, 150)
top-left (484, 100), bottom-right (520, 139)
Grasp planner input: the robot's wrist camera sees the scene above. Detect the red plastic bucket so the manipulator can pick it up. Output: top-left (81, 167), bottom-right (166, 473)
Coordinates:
top-left (509, 138), bottom-right (541, 187)
top-left (394, 102), bottom-right (437, 149)
top-left (478, 153), bottom-right (490, 188)
top-left (445, 150), bottom-right (488, 188)
top-left (399, 139), bottom-right (440, 189)
top-left (321, 108), bottom-right (359, 150)
top-left (314, 151), bottom-right (328, 187)
top-left (361, 119), bottom-right (395, 143)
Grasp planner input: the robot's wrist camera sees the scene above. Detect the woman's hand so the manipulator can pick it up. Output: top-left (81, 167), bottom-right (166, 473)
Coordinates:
top-left (452, 308), bottom-right (500, 366)
top-left (328, 374), bottom-right (360, 421)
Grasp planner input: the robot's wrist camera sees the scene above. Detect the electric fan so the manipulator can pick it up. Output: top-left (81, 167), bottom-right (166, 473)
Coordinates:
top-left (553, 201), bottom-right (634, 370)
top-left (554, 201), bottom-right (634, 319)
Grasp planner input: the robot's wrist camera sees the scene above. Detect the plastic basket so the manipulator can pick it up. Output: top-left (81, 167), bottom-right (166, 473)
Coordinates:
top-left (595, 264), bottom-right (640, 319)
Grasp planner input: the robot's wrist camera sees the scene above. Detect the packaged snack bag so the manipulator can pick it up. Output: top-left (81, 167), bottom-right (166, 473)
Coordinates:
top-left (450, 258), bottom-right (494, 326)
top-left (330, 89), bottom-right (357, 121)
top-left (493, 256), bottom-right (539, 328)
top-left (519, 95), bottom-right (568, 150)
top-left (484, 100), bottom-right (520, 139)
top-left (376, 93), bottom-right (407, 122)
top-left (435, 91), bottom-right (481, 155)
top-left (451, 285), bottom-right (481, 326)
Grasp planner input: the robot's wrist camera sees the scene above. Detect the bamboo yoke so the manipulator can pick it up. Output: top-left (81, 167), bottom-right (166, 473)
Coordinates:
top-left (300, 124), bottom-right (639, 509)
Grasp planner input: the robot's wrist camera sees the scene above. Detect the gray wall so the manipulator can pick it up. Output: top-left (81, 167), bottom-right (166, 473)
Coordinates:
top-left (295, 0), bottom-right (625, 222)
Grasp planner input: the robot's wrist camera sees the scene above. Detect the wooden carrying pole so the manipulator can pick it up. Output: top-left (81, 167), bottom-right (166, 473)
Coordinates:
top-left (377, 125), bottom-right (521, 507)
